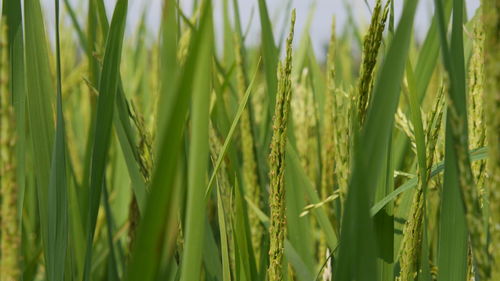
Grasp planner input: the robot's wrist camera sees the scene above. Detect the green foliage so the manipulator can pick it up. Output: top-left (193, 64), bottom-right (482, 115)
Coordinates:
top-left (1, 0), bottom-right (497, 280)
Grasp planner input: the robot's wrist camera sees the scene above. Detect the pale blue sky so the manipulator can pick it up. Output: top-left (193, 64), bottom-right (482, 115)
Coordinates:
top-left (2, 0), bottom-right (480, 59)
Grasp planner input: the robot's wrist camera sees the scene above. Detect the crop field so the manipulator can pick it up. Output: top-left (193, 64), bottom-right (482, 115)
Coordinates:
top-left (0, 0), bottom-right (499, 280)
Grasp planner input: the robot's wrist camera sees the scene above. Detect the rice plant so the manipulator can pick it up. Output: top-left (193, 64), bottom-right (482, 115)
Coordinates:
top-left (0, 0), bottom-right (499, 280)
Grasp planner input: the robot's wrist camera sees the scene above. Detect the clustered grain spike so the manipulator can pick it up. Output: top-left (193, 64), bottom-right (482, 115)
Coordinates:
top-left (482, 0), bottom-right (500, 279)
top-left (467, 17), bottom-right (487, 199)
top-left (399, 78), bottom-right (445, 281)
top-left (267, 9), bottom-right (295, 281)
top-left (356, 0), bottom-right (391, 126)
top-left (319, 17), bottom-right (337, 271)
top-left (0, 19), bottom-right (21, 281)
top-left (292, 69), bottom-right (318, 182)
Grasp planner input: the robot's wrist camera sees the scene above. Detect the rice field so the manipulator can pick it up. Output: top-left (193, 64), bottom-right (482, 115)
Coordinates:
top-left (0, 0), bottom-right (499, 280)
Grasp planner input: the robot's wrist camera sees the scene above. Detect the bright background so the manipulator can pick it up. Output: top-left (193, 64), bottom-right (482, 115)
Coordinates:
top-left (4, 0), bottom-right (481, 59)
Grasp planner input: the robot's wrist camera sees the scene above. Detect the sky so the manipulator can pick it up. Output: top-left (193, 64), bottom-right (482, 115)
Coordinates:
top-left (2, 0), bottom-right (481, 59)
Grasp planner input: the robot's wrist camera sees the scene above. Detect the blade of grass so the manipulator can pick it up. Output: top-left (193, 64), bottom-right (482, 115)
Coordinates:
top-left (256, 0), bottom-right (279, 151)
top-left (232, 179), bottom-right (258, 281)
top-left (80, 0), bottom-right (100, 212)
top-left (46, 0), bottom-right (69, 280)
top-left (202, 217), bottom-right (223, 280)
top-left (401, 59), bottom-right (430, 280)
top-left (285, 154), bottom-right (315, 273)
top-left (284, 241), bottom-right (315, 281)
top-left (113, 84), bottom-right (147, 212)
top-left (156, 0), bottom-right (178, 145)
top-left (370, 147), bottom-right (488, 216)
top-left (179, 0), bottom-right (213, 279)
top-left (436, 0), bottom-right (490, 279)
top-left (62, 0), bottom-right (88, 54)
top-left (334, 0), bottom-right (419, 280)
top-left (216, 186), bottom-right (232, 281)
top-left (222, 0), bottom-right (234, 69)
top-left (414, 0), bottom-right (453, 100)
top-left (373, 135), bottom-right (394, 281)
top-left (434, 0), bottom-right (469, 279)
top-left (205, 59), bottom-right (260, 197)
top-left (286, 144), bottom-right (338, 250)
top-left (127, 2), bottom-right (213, 280)
top-left (102, 184), bottom-right (120, 281)
top-left (256, 0), bottom-right (278, 113)
top-left (23, 0), bottom-right (56, 273)
top-left (95, 0), bottom-right (110, 35)
top-left (81, 48), bottom-right (148, 216)
top-left (2, 0), bottom-right (26, 226)
top-left (292, 8), bottom-right (315, 78)
top-left (74, 0), bottom-right (149, 215)
top-left (406, 59), bottom-right (428, 218)
top-left (82, 1), bottom-right (128, 279)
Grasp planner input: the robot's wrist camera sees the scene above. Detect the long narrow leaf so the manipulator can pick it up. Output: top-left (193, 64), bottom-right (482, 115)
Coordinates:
top-left (83, 1), bottom-right (128, 279)
top-left (23, 0), bottom-right (56, 272)
top-left (46, 0), bottom-right (69, 279)
top-left (334, 1), bottom-right (419, 279)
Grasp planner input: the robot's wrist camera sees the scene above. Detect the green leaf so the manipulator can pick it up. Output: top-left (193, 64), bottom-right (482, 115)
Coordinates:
top-left (414, 0), bottom-right (453, 100)
top-left (256, 0), bottom-right (279, 150)
top-left (334, 0), bottom-right (419, 279)
top-left (83, 1), bottom-right (128, 279)
top-left (179, 1), bottom-right (213, 279)
top-left (216, 186), bottom-right (232, 281)
top-left (127, 2), bottom-right (213, 280)
top-left (156, 0), bottom-right (178, 143)
top-left (373, 135), bottom-right (394, 281)
top-left (256, 0), bottom-right (278, 113)
top-left (2, 0), bottom-right (26, 226)
top-left (62, 0), bottom-right (88, 54)
top-left (285, 152), bottom-right (315, 274)
top-left (72, 0), bottom-right (148, 215)
top-left (23, 0), bottom-right (56, 272)
top-left (286, 144), bottom-right (338, 251)
top-left (45, 1), bottom-right (69, 280)
top-left (233, 180), bottom-right (258, 281)
top-left (102, 184), bottom-right (121, 281)
top-left (113, 84), bottom-right (147, 212)
top-left (370, 147), bottom-right (488, 216)
top-left (205, 59), bottom-right (260, 197)
top-left (435, 0), bottom-right (471, 279)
